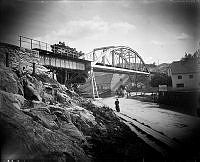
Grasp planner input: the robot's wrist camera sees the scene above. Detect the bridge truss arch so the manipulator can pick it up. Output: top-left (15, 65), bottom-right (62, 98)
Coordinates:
top-left (83, 46), bottom-right (149, 75)
top-left (81, 46), bottom-right (150, 98)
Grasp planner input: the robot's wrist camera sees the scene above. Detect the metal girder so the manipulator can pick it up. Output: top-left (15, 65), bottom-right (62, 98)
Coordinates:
top-left (83, 46), bottom-right (149, 74)
top-left (81, 46), bottom-right (150, 98)
top-left (93, 64), bottom-right (149, 75)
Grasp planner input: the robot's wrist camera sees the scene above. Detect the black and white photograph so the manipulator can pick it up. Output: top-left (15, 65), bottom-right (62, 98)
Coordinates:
top-left (0, 0), bottom-right (200, 161)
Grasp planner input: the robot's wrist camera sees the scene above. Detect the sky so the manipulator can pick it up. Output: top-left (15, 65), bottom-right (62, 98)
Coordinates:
top-left (0, 0), bottom-right (199, 64)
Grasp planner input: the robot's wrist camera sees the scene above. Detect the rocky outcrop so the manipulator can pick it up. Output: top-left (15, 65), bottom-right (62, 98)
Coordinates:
top-left (0, 66), bottom-right (23, 95)
top-left (23, 79), bottom-right (42, 101)
top-left (0, 90), bottom-right (25, 110)
top-left (0, 43), bottom-right (162, 161)
top-left (0, 90), bottom-right (90, 161)
top-left (0, 64), bottom-right (91, 161)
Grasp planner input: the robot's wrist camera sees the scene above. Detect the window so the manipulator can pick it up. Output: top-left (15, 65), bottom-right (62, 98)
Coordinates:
top-left (176, 83), bottom-right (184, 88)
top-left (178, 75), bottom-right (182, 79)
top-left (189, 75), bottom-right (193, 79)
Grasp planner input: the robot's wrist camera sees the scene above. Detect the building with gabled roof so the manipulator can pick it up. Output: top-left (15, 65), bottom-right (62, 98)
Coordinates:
top-left (168, 60), bottom-right (200, 91)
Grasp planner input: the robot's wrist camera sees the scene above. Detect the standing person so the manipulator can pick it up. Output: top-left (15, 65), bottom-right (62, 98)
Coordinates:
top-left (115, 98), bottom-right (120, 112)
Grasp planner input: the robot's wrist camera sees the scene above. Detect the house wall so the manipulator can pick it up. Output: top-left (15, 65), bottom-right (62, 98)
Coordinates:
top-left (171, 72), bottom-right (200, 90)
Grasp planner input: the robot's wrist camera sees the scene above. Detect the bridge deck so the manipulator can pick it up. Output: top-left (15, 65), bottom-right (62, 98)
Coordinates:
top-left (93, 64), bottom-right (149, 75)
top-left (35, 48), bottom-right (91, 71)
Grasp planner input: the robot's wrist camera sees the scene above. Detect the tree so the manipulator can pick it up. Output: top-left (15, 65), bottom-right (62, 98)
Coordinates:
top-left (181, 48), bottom-right (200, 62)
top-left (51, 42), bottom-right (84, 57)
top-left (150, 73), bottom-right (172, 87)
top-left (193, 49), bottom-right (200, 58)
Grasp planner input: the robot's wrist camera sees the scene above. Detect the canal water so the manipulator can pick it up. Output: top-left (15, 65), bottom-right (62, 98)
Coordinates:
top-left (97, 96), bottom-right (200, 142)
top-left (101, 92), bottom-right (199, 117)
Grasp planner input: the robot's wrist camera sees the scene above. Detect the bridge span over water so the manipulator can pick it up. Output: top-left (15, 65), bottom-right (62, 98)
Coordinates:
top-left (82, 46), bottom-right (149, 75)
top-left (81, 46), bottom-right (150, 98)
top-left (19, 36), bottom-right (150, 98)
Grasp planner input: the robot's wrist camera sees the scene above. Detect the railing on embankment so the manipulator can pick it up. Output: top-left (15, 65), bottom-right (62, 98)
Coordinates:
top-left (19, 36), bottom-right (91, 71)
top-left (19, 35), bottom-right (52, 51)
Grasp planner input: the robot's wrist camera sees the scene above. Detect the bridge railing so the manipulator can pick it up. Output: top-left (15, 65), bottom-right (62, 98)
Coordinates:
top-left (19, 35), bottom-right (52, 51)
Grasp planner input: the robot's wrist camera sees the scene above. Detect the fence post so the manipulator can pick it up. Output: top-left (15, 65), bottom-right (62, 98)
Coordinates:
top-left (31, 39), bottom-right (32, 50)
top-left (19, 36), bottom-right (21, 48)
top-left (39, 41), bottom-right (41, 49)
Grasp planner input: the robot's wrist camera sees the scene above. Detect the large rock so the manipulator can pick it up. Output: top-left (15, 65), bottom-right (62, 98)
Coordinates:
top-left (70, 106), bottom-right (98, 136)
top-left (0, 90), bottom-right (25, 110)
top-left (26, 74), bottom-right (44, 96)
top-left (24, 79), bottom-right (42, 101)
top-left (24, 107), bottom-right (59, 130)
top-left (56, 92), bottom-right (72, 105)
top-left (0, 90), bottom-right (90, 161)
top-left (58, 121), bottom-right (87, 144)
top-left (23, 105), bottom-right (88, 146)
top-left (0, 67), bottom-right (21, 94)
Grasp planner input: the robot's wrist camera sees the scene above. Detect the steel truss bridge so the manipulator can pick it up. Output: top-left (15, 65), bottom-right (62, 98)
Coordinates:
top-left (18, 36), bottom-right (150, 98)
top-left (81, 46), bottom-right (150, 98)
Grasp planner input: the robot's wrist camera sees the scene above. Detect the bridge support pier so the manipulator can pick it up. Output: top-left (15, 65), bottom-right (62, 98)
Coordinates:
top-left (90, 68), bottom-right (99, 99)
top-left (64, 70), bottom-right (68, 85)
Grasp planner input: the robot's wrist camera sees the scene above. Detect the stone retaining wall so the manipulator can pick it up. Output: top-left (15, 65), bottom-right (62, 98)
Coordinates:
top-left (0, 42), bottom-right (47, 74)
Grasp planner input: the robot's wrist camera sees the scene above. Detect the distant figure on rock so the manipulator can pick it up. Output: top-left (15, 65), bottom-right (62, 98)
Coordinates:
top-left (115, 98), bottom-right (120, 112)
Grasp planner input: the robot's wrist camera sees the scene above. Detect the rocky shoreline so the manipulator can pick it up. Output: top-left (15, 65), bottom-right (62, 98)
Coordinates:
top-left (0, 65), bottom-right (163, 161)
top-left (0, 42), bottom-right (164, 161)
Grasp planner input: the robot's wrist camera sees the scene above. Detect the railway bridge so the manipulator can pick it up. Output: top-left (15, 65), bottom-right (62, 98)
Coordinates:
top-left (19, 36), bottom-right (150, 98)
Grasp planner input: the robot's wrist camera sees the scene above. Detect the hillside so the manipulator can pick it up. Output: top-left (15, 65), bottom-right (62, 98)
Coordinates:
top-left (0, 43), bottom-right (160, 161)
top-left (146, 63), bottom-right (170, 74)
top-left (79, 63), bottom-right (171, 97)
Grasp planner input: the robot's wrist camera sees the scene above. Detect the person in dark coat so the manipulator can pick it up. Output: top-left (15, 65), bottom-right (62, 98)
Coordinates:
top-left (115, 98), bottom-right (120, 112)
